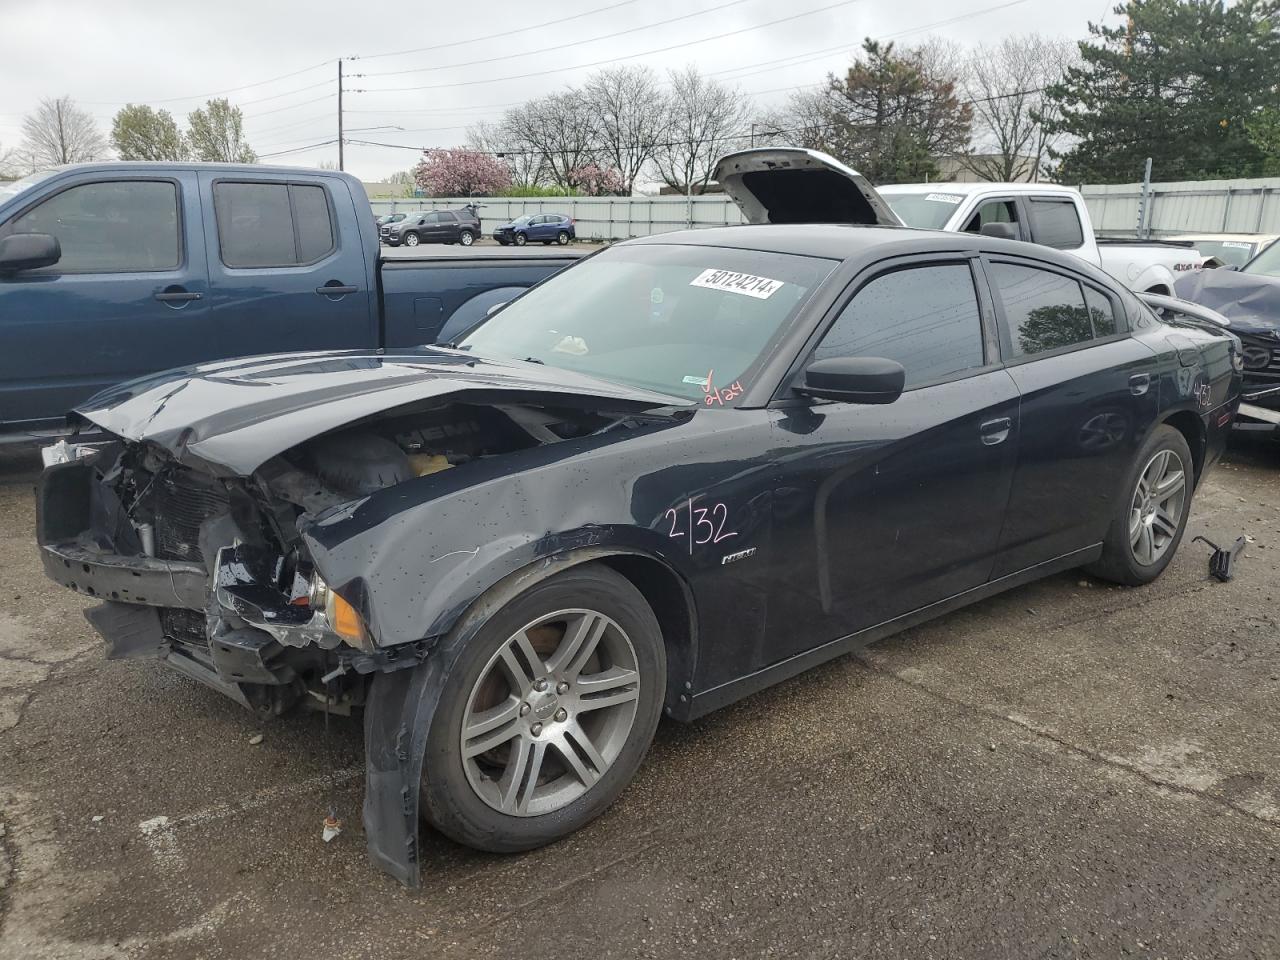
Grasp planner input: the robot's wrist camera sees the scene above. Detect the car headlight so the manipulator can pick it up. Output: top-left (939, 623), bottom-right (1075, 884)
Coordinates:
top-left (309, 574), bottom-right (370, 649)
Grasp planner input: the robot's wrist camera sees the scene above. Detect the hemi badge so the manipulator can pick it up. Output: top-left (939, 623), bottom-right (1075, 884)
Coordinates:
top-left (721, 547), bottom-right (757, 565)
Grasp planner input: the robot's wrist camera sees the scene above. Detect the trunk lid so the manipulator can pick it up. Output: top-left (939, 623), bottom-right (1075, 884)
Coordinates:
top-left (714, 147), bottom-right (902, 228)
top-left (74, 348), bottom-right (688, 477)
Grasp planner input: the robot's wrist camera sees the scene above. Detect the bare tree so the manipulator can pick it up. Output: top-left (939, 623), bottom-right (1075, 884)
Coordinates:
top-left (502, 92), bottom-right (599, 190)
top-left (0, 141), bottom-right (19, 178)
top-left (467, 119), bottom-right (545, 188)
top-left (960, 34), bottom-right (1076, 182)
top-left (20, 96), bottom-right (107, 167)
top-left (583, 66), bottom-right (668, 194)
top-left (650, 67), bottom-right (752, 194)
top-left (753, 88), bottom-right (834, 151)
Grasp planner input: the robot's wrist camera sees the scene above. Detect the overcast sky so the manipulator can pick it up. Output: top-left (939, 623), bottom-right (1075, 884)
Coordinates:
top-left (0, 0), bottom-right (1112, 182)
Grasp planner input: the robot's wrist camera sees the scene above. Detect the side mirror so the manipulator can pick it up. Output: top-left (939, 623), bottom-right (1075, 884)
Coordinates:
top-left (980, 222), bottom-right (1018, 241)
top-left (0, 233), bottom-right (61, 273)
top-left (796, 356), bottom-right (905, 404)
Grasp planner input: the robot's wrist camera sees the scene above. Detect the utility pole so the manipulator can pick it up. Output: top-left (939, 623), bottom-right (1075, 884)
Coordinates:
top-left (337, 59), bottom-right (344, 171)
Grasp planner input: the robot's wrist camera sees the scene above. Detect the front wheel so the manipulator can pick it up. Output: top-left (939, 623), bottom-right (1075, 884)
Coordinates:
top-left (1087, 424), bottom-right (1193, 585)
top-left (403, 232), bottom-right (420, 247)
top-left (419, 564), bottom-right (666, 852)
top-left (556, 230), bottom-right (571, 245)
top-left (513, 232), bottom-right (527, 247)
top-left (459, 229), bottom-right (475, 246)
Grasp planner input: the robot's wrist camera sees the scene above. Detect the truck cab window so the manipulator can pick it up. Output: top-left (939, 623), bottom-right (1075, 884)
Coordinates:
top-left (1026, 199), bottom-right (1085, 250)
top-left (6, 180), bottom-right (179, 273)
top-left (213, 181), bottom-right (336, 268)
top-left (816, 263), bottom-right (987, 389)
top-left (963, 199), bottom-right (1019, 235)
top-left (990, 262), bottom-right (1095, 357)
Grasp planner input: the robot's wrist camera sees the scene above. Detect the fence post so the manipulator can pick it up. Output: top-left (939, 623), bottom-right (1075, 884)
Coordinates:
top-left (1135, 158), bottom-right (1153, 239)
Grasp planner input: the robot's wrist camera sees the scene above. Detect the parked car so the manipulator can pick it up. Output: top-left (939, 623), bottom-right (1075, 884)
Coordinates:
top-left (376, 211), bottom-right (410, 236)
top-left (382, 208), bottom-right (481, 247)
top-left (874, 180), bottom-right (1204, 294)
top-left (1175, 237), bottom-right (1280, 436)
top-left (493, 213), bottom-right (576, 246)
top-left (37, 150), bottom-right (1239, 886)
top-left (1167, 233), bottom-right (1278, 269)
top-left (0, 165), bottom-right (577, 442)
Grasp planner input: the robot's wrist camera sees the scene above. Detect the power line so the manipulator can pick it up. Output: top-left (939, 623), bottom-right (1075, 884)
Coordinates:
top-left (358, 0), bottom-right (755, 78)
top-left (258, 139), bottom-right (339, 159)
top-left (79, 59), bottom-right (334, 106)
top-left (351, 0), bottom-right (647, 62)
top-left (352, 0), bottom-right (869, 94)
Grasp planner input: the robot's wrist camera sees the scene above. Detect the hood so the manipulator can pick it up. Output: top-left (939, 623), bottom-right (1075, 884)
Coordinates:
top-left (74, 348), bottom-right (688, 477)
top-left (713, 147), bottom-right (902, 228)
top-left (1174, 267), bottom-right (1280, 337)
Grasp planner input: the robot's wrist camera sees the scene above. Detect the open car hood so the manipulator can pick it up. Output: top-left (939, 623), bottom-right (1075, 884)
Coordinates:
top-left (73, 348), bottom-right (688, 477)
top-left (714, 147), bottom-right (902, 227)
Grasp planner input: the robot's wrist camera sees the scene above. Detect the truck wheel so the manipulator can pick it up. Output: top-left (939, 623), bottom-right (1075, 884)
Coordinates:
top-left (459, 229), bottom-right (475, 246)
top-left (1087, 424), bottom-right (1193, 586)
top-left (557, 230), bottom-right (571, 245)
top-left (419, 564), bottom-right (666, 852)
top-left (514, 232), bottom-right (527, 246)
top-left (404, 232), bottom-right (420, 247)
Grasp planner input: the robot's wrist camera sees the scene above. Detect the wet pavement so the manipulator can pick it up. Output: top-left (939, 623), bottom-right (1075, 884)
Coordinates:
top-left (1, 438), bottom-right (1278, 959)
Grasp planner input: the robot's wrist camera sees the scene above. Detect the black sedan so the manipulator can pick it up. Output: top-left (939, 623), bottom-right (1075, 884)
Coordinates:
top-left (37, 222), bottom-right (1240, 886)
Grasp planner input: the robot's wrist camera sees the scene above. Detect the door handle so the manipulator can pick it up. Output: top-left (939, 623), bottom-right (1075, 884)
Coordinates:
top-left (980, 417), bottom-right (1013, 446)
top-left (316, 283), bottom-right (358, 296)
top-left (1129, 373), bottom-right (1151, 396)
top-left (154, 289), bottom-right (202, 303)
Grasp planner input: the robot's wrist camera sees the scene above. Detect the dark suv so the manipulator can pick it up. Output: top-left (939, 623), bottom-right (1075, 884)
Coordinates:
top-left (383, 208), bottom-right (480, 247)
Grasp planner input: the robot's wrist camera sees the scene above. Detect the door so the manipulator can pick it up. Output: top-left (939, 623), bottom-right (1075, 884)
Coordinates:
top-left (199, 173), bottom-right (377, 358)
top-left (1022, 196), bottom-right (1093, 263)
top-left (418, 211), bottom-right (446, 243)
top-left (959, 196), bottom-right (1026, 239)
top-left (766, 258), bottom-right (1020, 659)
top-left (984, 256), bottom-right (1161, 575)
top-left (0, 173), bottom-right (211, 430)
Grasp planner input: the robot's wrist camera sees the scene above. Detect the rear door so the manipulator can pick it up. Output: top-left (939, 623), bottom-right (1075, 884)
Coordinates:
top-left (985, 255), bottom-right (1161, 575)
top-left (1023, 195), bottom-right (1095, 263)
top-left (0, 172), bottom-right (211, 430)
top-left (198, 172), bottom-right (376, 357)
top-left (766, 256), bottom-right (1020, 658)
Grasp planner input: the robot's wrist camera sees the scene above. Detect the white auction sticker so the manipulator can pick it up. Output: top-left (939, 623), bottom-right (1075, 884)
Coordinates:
top-left (1222, 241), bottom-right (1252, 249)
top-left (690, 268), bottom-right (784, 300)
top-left (925, 193), bottom-right (963, 204)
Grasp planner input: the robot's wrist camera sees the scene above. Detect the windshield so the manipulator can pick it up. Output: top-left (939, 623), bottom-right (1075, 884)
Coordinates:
top-left (1243, 239), bottom-right (1280, 277)
top-left (0, 170), bottom-right (57, 204)
top-left (878, 189), bottom-right (964, 229)
top-left (1194, 239), bottom-right (1257, 268)
top-left (511, 215), bottom-right (532, 225)
top-left (459, 243), bottom-right (836, 403)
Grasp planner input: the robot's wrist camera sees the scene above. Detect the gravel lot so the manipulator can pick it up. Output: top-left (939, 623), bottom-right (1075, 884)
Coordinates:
top-left (1, 438), bottom-right (1278, 959)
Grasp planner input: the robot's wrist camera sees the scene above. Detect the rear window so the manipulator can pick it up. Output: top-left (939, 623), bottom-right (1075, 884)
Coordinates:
top-left (1026, 199), bottom-right (1085, 250)
top-left (213, 181), bottom-right (336, 268)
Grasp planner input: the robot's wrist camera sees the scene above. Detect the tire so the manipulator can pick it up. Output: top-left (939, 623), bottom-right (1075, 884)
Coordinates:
top-left (404, 232), bottom-right (420, 247)
top-left (514, 232), bottom-right (527, 246)
top-left (419, 563), bottom-right (666, 852)
top-left (1087, 424), bottom-right (1194, 586)
top-left (459, 229), bottom-right (475, 246)
top-left (496, 238), bottom-right (509, 246)
top-left (556, 230), bottom-right (571, 245)
top-left (542, 240), bottom-right (552, 245)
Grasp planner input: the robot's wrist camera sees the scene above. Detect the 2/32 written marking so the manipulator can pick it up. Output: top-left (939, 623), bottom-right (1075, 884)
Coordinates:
top-left (664, 498), bottom-right (737, 555)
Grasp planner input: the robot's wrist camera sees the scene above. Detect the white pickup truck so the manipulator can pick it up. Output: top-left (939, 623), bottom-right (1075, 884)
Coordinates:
top-left (876, 182), bottom-right (1203, 295)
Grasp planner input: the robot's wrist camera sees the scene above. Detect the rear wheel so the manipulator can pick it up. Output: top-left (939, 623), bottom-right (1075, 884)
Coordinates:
top-left (514, 232), bottom-right (528, 246)
top-left (404, 232), bottom-right (420, 247)
top-left (459, 229), bottom-right (475, 246)
top-left (419, 564), bottom-right (665, 852)
top-left (556, 230), bottom-right (571, 245)
top-left (1087, 424), bottom-right (1193, 585)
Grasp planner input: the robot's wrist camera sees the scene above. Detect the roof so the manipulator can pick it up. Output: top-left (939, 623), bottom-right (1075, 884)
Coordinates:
top-left (39, 161), bottom-right (354, 178)
top-left (877, 181), bottom-right (1081, 198)
top-left (623, 223), bottom-right (1115, 282)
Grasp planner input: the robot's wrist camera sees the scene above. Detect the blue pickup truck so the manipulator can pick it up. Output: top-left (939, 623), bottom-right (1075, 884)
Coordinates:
top-left (0, 163), bottom-right (578, 441)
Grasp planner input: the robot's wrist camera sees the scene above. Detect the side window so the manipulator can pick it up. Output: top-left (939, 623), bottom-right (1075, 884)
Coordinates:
top-left (1084, 286), bottom-right (1118, 337)
top-left (962, 199), bottom-right (1018, 234)
top-left (815, 263), bottom-right (987, 389)
top-left (213, 181), bottom-right (335, 268)
top-left (990, 262), bottom-right (1095, 358)
top-left (1026, 199), bottom-right (1085, 250)
top-left (442, 211), bottom-right (459, 222)
top-left (7, 180), bottom-right (179, 273)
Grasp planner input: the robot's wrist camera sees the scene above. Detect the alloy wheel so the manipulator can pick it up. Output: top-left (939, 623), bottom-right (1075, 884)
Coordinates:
top-left (1129, 448), bottom-right (1186, 565)
top-left (460, 231), bottom-right (474, 246)
top-left (460, 608), bottom-right (641, 817)
top-left (405, 233), bottom-right (419, 247)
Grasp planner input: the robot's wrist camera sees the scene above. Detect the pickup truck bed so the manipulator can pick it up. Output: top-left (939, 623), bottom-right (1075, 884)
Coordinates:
top-left (0, 163), bottom-right (579, 440)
